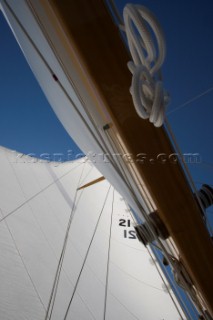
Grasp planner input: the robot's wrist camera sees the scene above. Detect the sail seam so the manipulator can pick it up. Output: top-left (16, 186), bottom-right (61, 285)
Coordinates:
top-left (0, 208), bottom-right (47, 314)
top-left (0, 162), bottom-right (83, 224)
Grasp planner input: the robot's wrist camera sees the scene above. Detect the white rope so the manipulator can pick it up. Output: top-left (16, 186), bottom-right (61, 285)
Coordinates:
top-left (123, 4), bottom-right (169, 127)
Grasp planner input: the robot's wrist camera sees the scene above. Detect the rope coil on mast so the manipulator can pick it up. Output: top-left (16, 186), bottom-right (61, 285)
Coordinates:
top-left (123, 4), bottom-right (169, 127)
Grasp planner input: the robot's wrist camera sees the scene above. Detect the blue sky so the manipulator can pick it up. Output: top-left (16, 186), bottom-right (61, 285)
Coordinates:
top-left (0, 10), bottom-right (81, 160)
top-left (0, 1), bottom-right (212, 184)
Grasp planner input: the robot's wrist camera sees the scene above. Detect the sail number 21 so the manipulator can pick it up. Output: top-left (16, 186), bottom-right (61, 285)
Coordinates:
top-left (119, 219), bottom-right (137, 240)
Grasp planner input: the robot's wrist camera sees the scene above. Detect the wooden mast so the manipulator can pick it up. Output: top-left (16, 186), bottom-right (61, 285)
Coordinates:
top-left (45, 0), bottom-right (213, 315)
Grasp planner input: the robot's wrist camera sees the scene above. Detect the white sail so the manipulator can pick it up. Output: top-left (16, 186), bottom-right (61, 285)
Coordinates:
top-left (0, 146), bottom-right (184, 319)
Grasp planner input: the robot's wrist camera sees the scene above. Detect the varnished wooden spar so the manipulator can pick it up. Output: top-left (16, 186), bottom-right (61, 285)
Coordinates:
top-left (48, 0), bottom-right (213, 314)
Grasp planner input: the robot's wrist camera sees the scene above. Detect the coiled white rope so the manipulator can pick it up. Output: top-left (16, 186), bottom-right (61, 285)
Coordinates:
top-left (123, 4), bottom-right (169, 127)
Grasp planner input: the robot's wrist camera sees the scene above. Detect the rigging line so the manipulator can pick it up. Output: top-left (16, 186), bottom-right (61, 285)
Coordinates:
top-left (79, 165), bottom-right (94, 186)
top-left (153, 250), bottom-right (199, 320)
top-left (154, 250), bottom-right (197, 320)
top-left (81, 197), bottom-right (145, 253)
top-left (46, 190), bottom-right (80, 320)
top-left (72, 239), bottom-right (143, 320)
top-left (147, 246), bottom-right (186, 320)
top-left (106, 0), bottom-right (124, 27)
top-left (64, 208), bottom-right (162, 320)
top-left (67, 227), bottom-right (177, 320)
top-left (44, 161), bottom-right (87, 320)
top-left (63, 231), bottom-right (141, 320)
top-left (167, 86), bottom-right (213, 116)
top-left (103, 188), bottom-right (114, 320)
top-left (0, 162), bottom-right (83, 224)
top-left (63, 185), bottom-right (112, 320)
top-left (67, 227), bottom-right (161, 293)
top-left (68, 220), bottom-right (166, 296)
top-left (44, 190), bottom-right (98, 319)
top-left (126, 203), bottom-right (187, 319)
top-left (0, 208), bottom-right (47, 313)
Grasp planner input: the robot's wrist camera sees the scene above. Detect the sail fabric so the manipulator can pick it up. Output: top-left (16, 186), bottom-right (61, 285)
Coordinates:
top-left (0, 146), bottom-right (183, 320)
